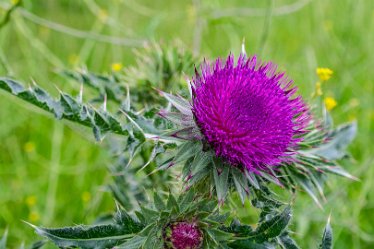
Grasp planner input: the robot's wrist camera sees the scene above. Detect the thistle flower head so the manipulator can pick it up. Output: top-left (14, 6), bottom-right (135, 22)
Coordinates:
top-left (164, 221), bottom-right (203, 249)
top-left (191, 54), bottom-right (309, 173)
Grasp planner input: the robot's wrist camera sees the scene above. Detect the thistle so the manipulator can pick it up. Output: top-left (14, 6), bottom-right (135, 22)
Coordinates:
top-left (191, 54), bottom-right (309, 174)
top-left (163, 221), bottom-right (203, 249)
top-left (158, 54), bottom-right (356, 205)
top-left (0, 44), bottom-right (356, 249)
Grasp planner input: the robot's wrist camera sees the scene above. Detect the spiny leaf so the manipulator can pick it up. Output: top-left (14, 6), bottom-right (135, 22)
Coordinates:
top-left (278, 232), bottom-right (300, 249)
top-left (250, 206), bottom-right (292, 243)
top-left (60, 69), bottom-right (124, 103)
top-left (173, 141), bottom-right (202, 165)
top-left (190, 151), bottom-right (212, 176)
top-left (166, 192), bottom-right (179, 211)
top-left (319, 217), bottom-right (333, 249)
top-left (322, 165), bottom-right (358, 181)
top-left (224, 219), bottom-right (253, 237)
top-left (0, 229), bottom-right (8, 249)
top-left (26, 240), bottom-right (46, 249)
top-left (229, 240), bottom-right (276, 249)
top-left (139, 206), bottom-right (159, 223)
top-left (0, 78), bottom-right (130, 141)
top-left (142, 226), bottom-right (163, 249)
top-left (158, 91), bottom-right (193, 116)
top-left (308, 122), bottom-right (357, 160)
top-left (178, 188), bottom-right (195, 212)
top-left (153, 192), bottom-right (166, 211)
top-left (232, 169), bottom-right (249, 204)
top-left (285, 168), bottom-right (323, 209)
top-left (206, 229), bottom-right (232, 247)
top-left (25, 220), bottom-right (143, 249)
top-left (116, 236), bottom-right (146, 249)
top-left (213, 161), bottom-right (230, 203)
top-left (114, 209), bottom-right (143, 231)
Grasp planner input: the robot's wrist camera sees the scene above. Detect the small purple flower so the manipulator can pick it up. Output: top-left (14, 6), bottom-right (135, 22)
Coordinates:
top-left (164, 221), bottom-right (203, 249)
top-left (191, 54), bottom-right (309, 173)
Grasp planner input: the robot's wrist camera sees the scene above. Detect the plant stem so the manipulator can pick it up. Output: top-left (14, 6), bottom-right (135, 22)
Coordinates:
top-left (43, 122), bottom-right (63, 224)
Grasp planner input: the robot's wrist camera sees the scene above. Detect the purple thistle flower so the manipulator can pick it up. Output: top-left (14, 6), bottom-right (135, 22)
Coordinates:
top-left (191, 54), bottom-right (309, 174)
top-left (164, 221), bottom-right (203, 249)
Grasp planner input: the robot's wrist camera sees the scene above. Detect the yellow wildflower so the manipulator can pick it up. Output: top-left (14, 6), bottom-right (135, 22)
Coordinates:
top-left (98, 9), bottom-right (108, 22)
top-left (82, 191), bottom-right (91, 203)
top-left (315, 82), bottom-right (323, 96)
top-left (111, 63), bottom-right (123, 72)
top-left (24, 141), bottom-right (35, 153)
top-left (349, 98), bottom-right (359, 108)
top-left (26, 195), bottom-right (37, 207)
top-left (28, 211), bottom-right (40, 222)
top-left (68, 54), bottom-right (79, 65)
top-left (324, 97), bottom-right (337, 111)
top-left (316, 68), bottom-right (333, 81)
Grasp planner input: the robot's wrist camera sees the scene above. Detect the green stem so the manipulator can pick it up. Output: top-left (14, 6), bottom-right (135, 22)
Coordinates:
top-left (43, 122), bottom-right (63, 224)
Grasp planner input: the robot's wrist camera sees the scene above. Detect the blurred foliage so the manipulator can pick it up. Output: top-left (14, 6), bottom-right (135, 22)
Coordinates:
top-left (0, 0), bottom-right (373, 248)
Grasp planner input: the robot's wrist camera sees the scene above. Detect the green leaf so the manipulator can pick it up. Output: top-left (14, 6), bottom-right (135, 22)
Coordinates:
top-left (139, 141), bottom-right (166, 171)
top-left (142, 227), bottom-right (163, 249)
top-left (26, 220), bottom-right (143, 249)
top-left (60, 69), bottom-right (125, 103)
top-left (323, 165), bottom-right (358, 181)
top-left (166, 192), bottom-right (179, 211)
top-left (224, 219), bottom-right (253, 237)
top-left (0, 78), bottom-right (130, 141)
top-left (278, 233), bottom-right (300, 249)
top-left (208, 228), bottom-right (232, 242)
top-left (250, 206), bottom-right (292, 243)
top-left (308, 122), bottom-right (357, 160)
top-left (213, 161), bottom-right (230, 203)
top-left (126, 129), bottom-right (146, 161)
top-left (0, 229), bottom-right (8, 249)
top-left (173, 141), bottom-right (202, 165)
top-left (139, 206), bottom-right (159, 223)
top-left (113, 209), bottom-right (144, 231)
top-left (229, 240), bottom-right (276, 249)
top-left (190, 151), bottom-right (212, 176)
top-left (232, 169), bottom-right (249, 204)
top-left (178, 188), bottom-right (195, 212)
top-left (158, 91), bottom-right (192, 116)
top-left (117, 236), bottom-right (146, 249)
top-left (286, 168), bottom-right (323, 209)
top-left (319, 218), bottom-right (333, 249)
top-left (26, 240), bottom-right (46, 249)
top-left (153, 192), bottom-right (166, 211)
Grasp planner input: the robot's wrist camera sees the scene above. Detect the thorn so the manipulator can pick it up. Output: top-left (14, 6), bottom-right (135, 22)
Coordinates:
top-left (241, 38), bottom-right (247, 55)
top-left (114, 201), bottom-right (121, 212)
top-left (54, 85), bottom-right (63, 94)
top-left (102, 94), bottom-right (107, 112)
top-left (153, 87), bottom-right (163, 95)
top-left (30, 78), bottom-right (37, 87)
top-left (81, 65), bottom-right (88, 74)
top-left (21, 220), bottom-right (37, 229)
top-left (327, 213), bottom-right (331, 224)
top-left (79, 83), bottom-right (83, 103)
top-left (120, 109), bottom-right (144, 132)
top-left (124, 84), bottom-right (130, 111)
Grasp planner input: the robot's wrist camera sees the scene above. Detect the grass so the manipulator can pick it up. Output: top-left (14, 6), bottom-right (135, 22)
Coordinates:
top-left (0, 0), bottom-right (373, 248)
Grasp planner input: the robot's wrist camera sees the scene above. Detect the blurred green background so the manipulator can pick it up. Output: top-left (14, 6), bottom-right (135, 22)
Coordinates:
top-left (0, 0), bottom-right (373, 248)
